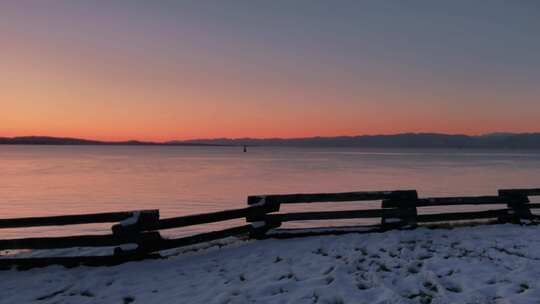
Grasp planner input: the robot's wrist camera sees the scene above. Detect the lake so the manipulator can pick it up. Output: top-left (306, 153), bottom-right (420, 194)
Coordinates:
top-left (1, 145), bottom-right (540, 237)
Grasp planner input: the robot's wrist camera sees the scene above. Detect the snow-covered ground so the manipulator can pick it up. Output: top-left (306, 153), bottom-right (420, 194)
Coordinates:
top-left (3, 224), bottom-right (540, 304)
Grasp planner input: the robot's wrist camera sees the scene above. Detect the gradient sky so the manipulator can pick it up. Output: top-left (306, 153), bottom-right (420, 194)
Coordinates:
top-left (1, 1), bottom-right (539, 141)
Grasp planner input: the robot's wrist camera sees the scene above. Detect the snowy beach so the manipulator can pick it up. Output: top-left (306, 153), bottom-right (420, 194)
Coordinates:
top-left (3, 224), bottom-right (540, 304)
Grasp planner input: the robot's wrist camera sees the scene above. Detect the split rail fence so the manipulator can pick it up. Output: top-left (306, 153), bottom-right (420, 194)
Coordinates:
top-left (1, 188), bottom-right (539, 269)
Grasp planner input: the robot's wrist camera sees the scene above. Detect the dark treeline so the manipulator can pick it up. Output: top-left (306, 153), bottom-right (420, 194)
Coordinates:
top-left (2, 133), bottom-right (540, 149)
top-left (0, 136), bottom-right (224, 146)
top-left (181, 133), bottom-right (540, 149)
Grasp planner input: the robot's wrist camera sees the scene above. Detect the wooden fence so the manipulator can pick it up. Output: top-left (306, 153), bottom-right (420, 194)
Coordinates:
top-left (1, 188), bottom-right (539, 269)
top-left (247, 188), bottom-right (540, 237)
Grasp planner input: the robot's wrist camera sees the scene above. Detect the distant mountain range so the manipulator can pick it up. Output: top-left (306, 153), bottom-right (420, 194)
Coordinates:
top-left (2, 133), bottom-right (540, 149)
top-left (0, 136), bottom-right (225, 146)
top-left (179, 133), bottom-right (540, 149)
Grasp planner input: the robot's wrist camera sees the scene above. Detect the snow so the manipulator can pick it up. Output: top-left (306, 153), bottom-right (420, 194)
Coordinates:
top-left (120, 212), bottom-right (141, 227)
top-left (250, 197), bottom-right (267, 207)
top-left (3, 224), bottom-right (540, 304)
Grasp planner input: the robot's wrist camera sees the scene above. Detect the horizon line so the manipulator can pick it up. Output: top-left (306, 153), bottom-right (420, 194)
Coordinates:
top-left (2, 131), bottom-right (540, 144)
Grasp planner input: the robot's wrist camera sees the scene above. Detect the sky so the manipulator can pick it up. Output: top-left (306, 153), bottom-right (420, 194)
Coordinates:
top-left (1, 1), bottom-right (539, 141)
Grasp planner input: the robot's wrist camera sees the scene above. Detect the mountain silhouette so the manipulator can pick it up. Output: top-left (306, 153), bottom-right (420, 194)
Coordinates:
top-left (4, 133), bottom-right (538, 148)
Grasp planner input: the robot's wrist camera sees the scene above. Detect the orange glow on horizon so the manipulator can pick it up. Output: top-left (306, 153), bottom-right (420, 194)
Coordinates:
top-left (2, 3), bottom-right (539, 141)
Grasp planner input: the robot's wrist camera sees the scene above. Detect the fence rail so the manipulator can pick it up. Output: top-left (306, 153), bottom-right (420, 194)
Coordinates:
top-left (0, 210), bottom-right (157, 229)
top-left (1, 187), bottom-right (540, 269)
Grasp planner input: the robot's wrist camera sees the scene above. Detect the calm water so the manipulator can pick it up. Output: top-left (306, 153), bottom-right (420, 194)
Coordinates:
top-left (2, 146), bottom-right (540, 237)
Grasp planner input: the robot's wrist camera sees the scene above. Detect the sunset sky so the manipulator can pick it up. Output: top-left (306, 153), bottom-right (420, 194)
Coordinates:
top-left (1, 1), bottom-right (539, 141)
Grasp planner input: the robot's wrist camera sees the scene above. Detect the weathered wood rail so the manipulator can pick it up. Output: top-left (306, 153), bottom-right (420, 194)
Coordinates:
top-left (1, 187), bottom-right (539, 269)
top-left (245, 188), bottom-right (540, 237)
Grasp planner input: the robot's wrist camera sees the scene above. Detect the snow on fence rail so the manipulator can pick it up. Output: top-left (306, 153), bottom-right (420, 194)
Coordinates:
top-left (1, 188), bottom-right (540, 269)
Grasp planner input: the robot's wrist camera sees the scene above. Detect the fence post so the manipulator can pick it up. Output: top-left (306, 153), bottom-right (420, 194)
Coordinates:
top-left (111, 210), bottom-right (160, 236)
top-left (498, 190), bottom-right (532, 224)
top-left (246, 196), bottom-right (281, 239)
top-left (111, 210), bottom-right (161, 254)
top-left (381, 190), bottom-right (418, 229)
